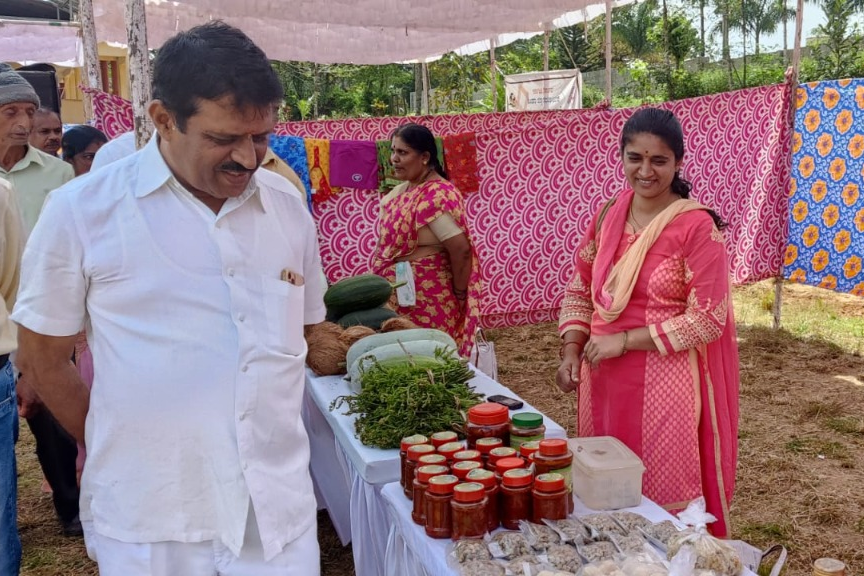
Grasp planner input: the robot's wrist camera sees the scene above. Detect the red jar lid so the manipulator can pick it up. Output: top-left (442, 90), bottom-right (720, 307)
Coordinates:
top-left (488, 446), bottom-right (517, 464)
top-left (437, 441), bottom-right (465, 459)
top-left (426, 474), bottom-right (459, 495)
top-left (520, 440), bottom-right (541, 459)
top-left (416, 464), bottom-right (450, 483)
top-left (534, 472), bottom-right (565, 492)
top-left (475, 437), bottom-right (504, 454)
top-left (430, 431), bottom-right (459, 448)
top-left (453, 450), bottom-right (482, 463)
top-left (502, 468), bottom-right (534, 487)
top-left (407, 444), bottom-right (436, 461)
top-left (400, 434), bottom-right (429, 452)
top-left (466, 468), bottom-right (497, 488)
top-left (452, 460), bottom-right (482, 480)
top-left (539, 438), bottom-right (569, 456)
top-left (495, 457), bottom-right (526, 475)
top-left (417, 453), bottom-right (448, 467)
top-left (453, 482), bottom-right (486, 503)
top-left (467, 402), bottom-right (509, 425)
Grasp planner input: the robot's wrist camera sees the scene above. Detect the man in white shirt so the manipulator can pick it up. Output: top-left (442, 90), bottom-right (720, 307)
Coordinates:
top-left (13, 22), bottom-right (326, 576)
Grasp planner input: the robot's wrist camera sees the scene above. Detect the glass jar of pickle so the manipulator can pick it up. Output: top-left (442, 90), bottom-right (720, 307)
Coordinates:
top-left (404, 444), bottom-right (436, 499)
top-left (466, 403), bottom-right (510, 448)
top-left (412, 464), bottom-right (448, 525)
top-left (453, 449), bottom-right (482, 465)
top-left (533, 439), bottom-right (573, 513)
top-left (450, 482), bottom-right (488, 541)
top-left (487, 446), bottom-right (518, 474)
top-left (509, 412), bottom-right (546, 449)
top-left (399, 434), bottom-right (429, 490)
top-left (475, 437), bottom-right (503, 467)
top-left (425, 474), bottom-right (459, 539)
top-left (467, 468), bottom-right (500, 533)
top-left (531, 472), bottom-right (568, 523)
top-left (519, 440), bottom-right (540, 462)
top-left (500, 468), bottom-right (534, 530)
top-left (417, 453), bottom-right (448, 469)
top-left (437, 441), bottom-right (465, 465)
top-left (494, 456), bottom-right (526, 481)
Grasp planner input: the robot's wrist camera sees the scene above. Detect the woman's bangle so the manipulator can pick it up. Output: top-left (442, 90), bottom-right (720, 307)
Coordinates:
top-left (559, 341), bottom-right (581, 360)
top-left (621, 330), bottom-right (629, 355)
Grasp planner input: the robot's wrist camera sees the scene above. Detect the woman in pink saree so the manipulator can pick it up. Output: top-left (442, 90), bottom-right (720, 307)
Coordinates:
top-left (557, 108), bottom-right (739, 537)
top-left (372, 123), bottom-right (481, 355)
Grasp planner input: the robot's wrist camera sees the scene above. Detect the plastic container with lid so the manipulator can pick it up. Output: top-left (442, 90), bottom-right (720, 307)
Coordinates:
top-left (453, 449), bottom-right (482, 464)
top-left (475, 437), bottom-right (503, 467)
top-left (532, 472), bottom-right (568, 522)
top-left (568, 436), bottom-right (645, 510)
top-left (509, 412), bottom-right (546, 449)
top-left (494, 456), bottom-right (527, 479)
top-left (430, 430), bottom-right (459, 448)
top-left (424, 474), bottom-right (459, 539)
top-left (451, 460), bottom-right (483, 480)
top-left (437, 441), bottom-right (465, 464)
top-left (519, 440), bottom-right (541, 461)
top-left (533, 439), bottom-right (574, 513)
top-left (813, 558), bottom-right (846, 576)
top-left (399, 434), bottom-right (429, 490)
top-left (412, 464), bottom-right (448, 525)
top-left (500, 468), bottom-right (533, 530)
top-left (487, 446), bottom-right (518, 473)
top-left (404, 444), bottom-right (436, 499)
top-left (466, 402), bottom-right (510, 449)
top-left (450, 482), bottom-right (488, 541)
top-left (466, 468), bottom-right (500, 533)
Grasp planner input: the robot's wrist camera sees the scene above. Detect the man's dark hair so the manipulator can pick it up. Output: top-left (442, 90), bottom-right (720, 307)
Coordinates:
top-left (151, 21), bottom-right (283, 131)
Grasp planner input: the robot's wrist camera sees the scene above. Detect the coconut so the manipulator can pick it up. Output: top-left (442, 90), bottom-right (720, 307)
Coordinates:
top-left (338, 325), bottom-right (376, 347)
top-left (305, 330), bottom-right (349, 376)
top-left (379, 316), bottom-right (418, 333)
top-left (305, 321), bottom-right (344, 339)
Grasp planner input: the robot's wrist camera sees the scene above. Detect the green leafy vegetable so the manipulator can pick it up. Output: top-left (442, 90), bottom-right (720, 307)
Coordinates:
top-left (330, 347), bottom-right (482, 449)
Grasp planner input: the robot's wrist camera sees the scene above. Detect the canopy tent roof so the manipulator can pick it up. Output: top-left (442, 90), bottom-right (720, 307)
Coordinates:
top-left (74, 0), bottom-right (631, 65)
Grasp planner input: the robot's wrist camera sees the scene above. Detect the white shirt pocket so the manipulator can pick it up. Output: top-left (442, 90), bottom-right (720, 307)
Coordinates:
top-left (261, 277), bottom-right (305, 356)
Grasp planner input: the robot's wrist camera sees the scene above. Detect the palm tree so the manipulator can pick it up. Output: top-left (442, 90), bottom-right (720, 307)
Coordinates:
top-left (728, 0), bottom-right (787, 55)
top-left (612, 0), bottom-right (660, 59)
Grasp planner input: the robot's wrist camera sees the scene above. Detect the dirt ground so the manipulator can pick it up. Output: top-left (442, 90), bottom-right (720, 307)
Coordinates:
top-left (15, 285), bottom-right (864, 576)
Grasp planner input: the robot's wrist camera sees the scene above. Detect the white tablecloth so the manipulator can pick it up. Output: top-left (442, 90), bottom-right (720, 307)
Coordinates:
top-left (302, 366), bottom-right (567, 576)
top-left (379, 483), bottom-right (759, 576)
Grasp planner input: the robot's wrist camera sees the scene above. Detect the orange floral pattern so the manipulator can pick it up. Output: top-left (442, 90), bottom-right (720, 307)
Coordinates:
top-left (816, 133), bottom-right (834, 156)
top-left (819, 275), bottom-right (838, 290)
top-left (852, 282), bottom-right (864, 297)
top-left (804, 110), bottom-right (821, 132)
top-left (841, 183), bottom-right (859, 206)
top-left (802, 225), bottom-right (819, 247)
top-left (822, 204), bottom-right (840, 227)
top-left (835, 110), bottom-right (853, 133)
top-left (809, 180), bottom-right (827, 202)
top-left (798, 156), bottom-right (815, 178)
top-left (784, 244), bottom-right (798, 266)
top-left (789, 268), bottom-right (806, 283)
top-left (822, 88), bottom-right (840, 109)
top-left (811, 249), bottom-right (829, 272)
top-left (848, 134), bottom-right (864, 158)
top-left (789, 177), bottom-right (798, 198)
top-left (833, 230), bottom-right (852, 253)
top-left (843, 255), bottom-right (862, 279)
top-left (829, 158), bottom-right (846, 181)
top-left (856, 86), bottom-right (864, 109)
top-left (792, 200), bottom-right (808, 223)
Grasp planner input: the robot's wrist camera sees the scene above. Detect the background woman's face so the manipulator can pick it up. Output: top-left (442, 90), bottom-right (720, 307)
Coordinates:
top-left (69, 140), bottom-right (105, 176)
top-left (390, 136), bottom-right (429, 183)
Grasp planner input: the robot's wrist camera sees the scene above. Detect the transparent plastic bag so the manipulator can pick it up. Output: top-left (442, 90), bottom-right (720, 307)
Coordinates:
top-left (520, 519), bottom-right (563, 550)
top-left (666, 498), bottom-right (743, 576)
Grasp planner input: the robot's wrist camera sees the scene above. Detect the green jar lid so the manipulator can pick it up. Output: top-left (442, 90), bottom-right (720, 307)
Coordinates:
top-left (511, 412), bottom-right (543, 429)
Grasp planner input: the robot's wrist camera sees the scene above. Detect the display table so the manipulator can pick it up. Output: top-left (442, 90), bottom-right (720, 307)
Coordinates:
top-left (379, 482), bottom-right (760, 576)
top-left (302, 366), bottom-right (567, 576)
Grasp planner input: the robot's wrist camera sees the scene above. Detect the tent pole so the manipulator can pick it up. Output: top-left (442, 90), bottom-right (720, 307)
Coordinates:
top-left (604, 0), bottom-right (613, 102)
top-left (125, 0), bottom-right (152, 149)
top-left (490, 38), bottom-right (497, 112)
top-left (421, 61), bottom-right (429, 115)
top-left (772, 277), bottom-right (783, 329)
top-left (543, 31), bottom-right (550, 71)
top-left (791, 0), bottom-right (804, 73)
top-left (78, 0), bottom-right (101, 124)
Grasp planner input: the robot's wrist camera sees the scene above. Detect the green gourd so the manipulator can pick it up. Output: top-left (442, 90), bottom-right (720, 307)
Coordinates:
top-left (336, 307), bottom-right (399, 330)
top-left (324, 274), bottom-right (401, 319)
top-left (345, 328), bottom-right (458, 371)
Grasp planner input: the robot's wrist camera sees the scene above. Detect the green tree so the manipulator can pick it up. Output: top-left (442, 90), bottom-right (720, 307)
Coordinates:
top-left (612, 0), bottom-right (660, 60)
top-left (810, 0), bottom-right (864, 79)
top-left (649, 11), bottom-right (700, 68)
top-left (554, 22), bottom-right (605, 72)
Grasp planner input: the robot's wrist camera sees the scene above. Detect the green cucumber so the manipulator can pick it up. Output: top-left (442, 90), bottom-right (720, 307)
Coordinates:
top-left (336, 307), bottom-right (399, 330)
top-left (324, 274), bottom-right (400, 318)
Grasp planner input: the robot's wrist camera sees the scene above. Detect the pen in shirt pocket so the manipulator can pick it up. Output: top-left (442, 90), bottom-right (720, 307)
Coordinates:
top-left (280, 268), bottom-right (305, 286)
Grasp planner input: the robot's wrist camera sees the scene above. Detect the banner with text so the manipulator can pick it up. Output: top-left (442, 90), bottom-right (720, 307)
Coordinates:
top-left (504, 69), bottom-right (582, 112)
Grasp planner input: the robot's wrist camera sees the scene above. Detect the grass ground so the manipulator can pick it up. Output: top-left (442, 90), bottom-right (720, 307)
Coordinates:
top-left (15, 280), bottom-right (864, 575)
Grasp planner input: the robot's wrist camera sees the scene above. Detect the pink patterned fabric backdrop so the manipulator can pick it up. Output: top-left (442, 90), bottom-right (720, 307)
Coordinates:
top-left (279, 85), bottom-right (792, 327)
top-left (84, 86), bottom-right (792, 327)
top-left (82, 87), bottom-right (134, 138)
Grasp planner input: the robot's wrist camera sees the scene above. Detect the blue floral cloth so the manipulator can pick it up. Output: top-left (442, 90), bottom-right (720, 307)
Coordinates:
top-left (786, 78), bottom-right (864, 296)
top-left (270, 135), bottom-right (313, 207)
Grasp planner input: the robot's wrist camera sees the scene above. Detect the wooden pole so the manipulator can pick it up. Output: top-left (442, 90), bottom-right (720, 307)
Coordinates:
top-left (605, 0), bottom-right (613, 102)
top-left (490, 38), bottom-right (497, 112)
top-left (791, 0), bottom-right (805, 73)
top-left (79, 0), bottom-right (101, 90)
top-left (124, 0), bottom-right (152, 149)
top-left (543, 31), bottom-right (550, 71)
top-left (421, 61), bottom-right (429, 115)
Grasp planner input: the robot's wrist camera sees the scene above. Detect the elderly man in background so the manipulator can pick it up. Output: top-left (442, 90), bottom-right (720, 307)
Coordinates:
top-left (0, 63), bottom-right (80, 538)
top-left (28, 108), bottom-right (63, 157)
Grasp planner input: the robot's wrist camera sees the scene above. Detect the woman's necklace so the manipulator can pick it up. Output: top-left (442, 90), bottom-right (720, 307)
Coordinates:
top-left (406, 168), bottom-right (433, 192)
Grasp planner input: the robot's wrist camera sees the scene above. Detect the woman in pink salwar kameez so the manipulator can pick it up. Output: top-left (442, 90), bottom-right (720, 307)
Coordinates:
top-left (373, 123), bottom-right (481, 356)
top-left (557, 108), bottom-right (739, 537)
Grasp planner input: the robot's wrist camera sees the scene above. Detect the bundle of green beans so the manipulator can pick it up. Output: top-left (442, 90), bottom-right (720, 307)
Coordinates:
top-left (330, 347), bottom-right (483, 449)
